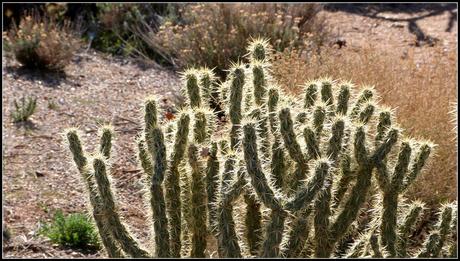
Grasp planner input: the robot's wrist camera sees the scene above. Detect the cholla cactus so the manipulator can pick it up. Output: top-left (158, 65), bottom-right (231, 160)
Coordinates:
top-left (64, 38), bottom-right (456, 258)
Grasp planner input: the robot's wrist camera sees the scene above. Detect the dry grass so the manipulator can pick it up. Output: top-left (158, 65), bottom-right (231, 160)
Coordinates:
top-left (272, 45), bottom-right (457, 205)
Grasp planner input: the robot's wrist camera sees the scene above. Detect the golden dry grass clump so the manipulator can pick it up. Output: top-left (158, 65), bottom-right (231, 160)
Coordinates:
top-left (271, 46), bottom-right (457, 205)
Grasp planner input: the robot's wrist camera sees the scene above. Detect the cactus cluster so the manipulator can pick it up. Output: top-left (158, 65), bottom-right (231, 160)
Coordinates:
top-left (64, 38), bottom-right (457, 258)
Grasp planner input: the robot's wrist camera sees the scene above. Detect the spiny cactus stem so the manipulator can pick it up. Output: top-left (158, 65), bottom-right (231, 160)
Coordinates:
top-left (375, 111), bottom-right (392, 145)
top-left (165, 113), bottom-right (190, 257)
top-left (380, 142), bottom-right (412, 257)
top-left (261, 208), bottom-right (287, 257)
top-left (270, 137), bottom-right (286, 190)
top-left (350, 89), bottom-right (373, 119)
top-left (371, 128), bottom-right (399, 164)
top-left (282, 208), bottom-right (312, 257)
top-left (327, 163), bottom-right (375, 257)
top-left (396, 202), bottom-right (424, 257)
top-left (314, 181), bottom-right (332, 258)
top-left (66, 130), bottom-right (122, 257)
top-left (188, 144), bottom-right (207, 258)
top-left (304, 83), bottom-right (318, 109)
top-left (336, 84), bottom-right (350, 115)
top-left (92, 157), bottom-right (150, 257)
top-left (400, 143), bottom-right (432, 191)
top-left (217, 156), bottom-right (242, 258)
top-left (285, 160), bottom-right (330, 212)
top-left (243, 124), bottom-right (282, 210)
top-left (332, 155), bottom-right (353, 209)
top-left (268, 88), bottom-right (280, 134)
top-left (304, 127), bottom-right (320, 160)
top-left (431, 205), bottom-right (454, 256)
top-left (205, 142), bottom-right (219, 232)
top-left (370, 233), bottom-right (383, 258)
top-left (99, 126), bottom-right (113, 159)
top-left (418, 232), bottom-right (441, 257)
top-left (244, 193), bottom-right (263, 255)
top-left (66, 130), bottom-right (88, 172)
top-left (186, 73), bottom-right (202, 108)
top-left (253, 64), bottom-right (267, 106)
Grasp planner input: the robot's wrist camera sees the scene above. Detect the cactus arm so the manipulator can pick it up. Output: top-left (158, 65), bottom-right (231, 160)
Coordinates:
top-left (261, 208), bottom-right (288, 257)
top-left (66, 130), bottom-right (123, 257)
top-left (313, 181), bottom-right (333, 258)
top-left (99, 126), bottom-right (113, 159)
top-left (188, 144), bottom-right (207, 258)
top-left (358, 103), bottom-right (375, 124)
top-left (332, 154), bottom-right (354, 209)
top-left (271, 137), bottom-right (286, 190)
top-left (350, 88), bottom-right (373, 120)
top-left (370, 233), bottom-right (383, 257)
top-left (396, 201), bottom-right (424, 257)
top-left (92, 157), bottom-right (150, 257)
top-left (370, 128), bottom-right (399, 164)
top-left (284, 160), bottom-right (330, 212)
top-left (279, 108), bottom-right (309, 191)
top-left (205, 142), bottom-right (220, 232)
top-left (279, 108), bottom-right (307, 166)
top-left (312, 105), bottom-right (326, 138)
top-left (252, 63), bottom-right (267, 106)
top-left (431, 204), bottom-right (454, 257)
top-left (282, 207), bottom-right (313, 258)
top-left (314, 118), bottom-right (345, 258)
top-left (268, 87), bottom-right (280, 134)
top-left (327, 126), bottom-right (391, 257)
top-left (165, 113), bottom-right (190, 257)
top-left (229, 66), bottom-right (245, 148)
top-left (304, 126), bottom-right (320, 159)
top-left (185, 71), bottom-right (202, 108)
top-left (147, 128), bottom-right (171, 257)
top-left (243, 123), bottom-right (282, 210)
top-left (336, 84), bottom-right (350, 115)
top-left (380, 142), bottom-right (412, 257)
top-left (418, 232), bottom-right (441, 257)
top-left (400, 143), bottom-right (432, 191)
top-left (244, 193), bottom-right (263, 255)
top-left (304, 82), bottom-right (318, 109)
top-left (375, 110), bottom-right (392, 145)
top-left (320, 80), bottom-right (334, 109)
top-left (217, 155), bottom-right (242, 258)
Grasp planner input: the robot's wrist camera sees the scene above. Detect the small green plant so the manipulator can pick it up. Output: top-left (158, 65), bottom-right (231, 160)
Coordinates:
top-left (11, 96), bottom-right (37, 123)
top-left (39, 210), bottom-right (100, 250)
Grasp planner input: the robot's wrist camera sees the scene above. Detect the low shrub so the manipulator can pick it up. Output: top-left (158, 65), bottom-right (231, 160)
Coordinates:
top-left (86, 3), bottom-right (170, 61)
top-left (39, 210), bottom-right (100, 250)
top-left (138, 3), bottom-right (329, 78)
top-left (3, 10), bottom-right (80, 71)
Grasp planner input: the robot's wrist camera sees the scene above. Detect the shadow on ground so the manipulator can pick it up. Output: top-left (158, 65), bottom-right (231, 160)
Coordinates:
top-left (323, 3), bottom-right (457, 47)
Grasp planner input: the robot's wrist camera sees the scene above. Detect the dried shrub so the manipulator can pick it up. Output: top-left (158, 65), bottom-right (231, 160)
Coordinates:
top-left (138, 3), bottom-right (329, 77)
top-left (271, 46), bottom-right (457, 205)
top-left (3, 10), bottom-right (80, 71)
